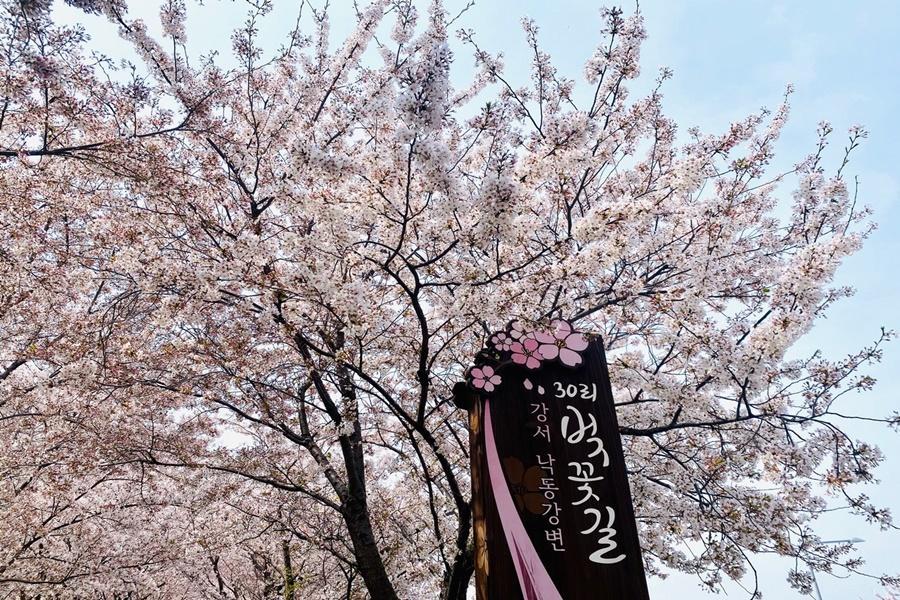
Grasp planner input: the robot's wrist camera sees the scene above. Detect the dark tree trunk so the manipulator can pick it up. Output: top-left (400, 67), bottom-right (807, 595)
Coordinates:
top-left (343, 496), bottom-right (399, 600)
top-left (295, 337), bottom-right (401, 600)
top-left (282, 540), bottom-right (296, 600)
top-left (337, 361), bottom-right (399, 600)
top-left (441, 543), bottom-right (475, 600)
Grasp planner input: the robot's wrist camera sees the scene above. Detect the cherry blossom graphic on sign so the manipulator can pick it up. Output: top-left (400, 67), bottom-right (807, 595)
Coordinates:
top-left (465, 319), bottom-right (592, 395)
top-left (511, 338), bottom-right (542, 369)
top-left (471, 366), bottom-right (502, 392)
top-left (534, 320), bottom-right (589, 367)
top-left (491, 331), bottom-right (515, 352)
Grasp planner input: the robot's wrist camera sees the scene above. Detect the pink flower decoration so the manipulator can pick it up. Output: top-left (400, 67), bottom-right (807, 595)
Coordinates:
top-left (533, 320), bottom-right (588, 367)
top-left (510, 338), bottom-right (541, 370)
top-left (490, 331), bottom-right (514, 352)
top-left (470, 365), bottom-right (501, 392)
top-left (509, 320), bottom-right (528, 341)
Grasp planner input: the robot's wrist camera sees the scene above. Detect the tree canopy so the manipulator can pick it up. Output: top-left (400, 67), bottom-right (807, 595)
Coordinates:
top-left (0, 1), bottom-right (896, 598)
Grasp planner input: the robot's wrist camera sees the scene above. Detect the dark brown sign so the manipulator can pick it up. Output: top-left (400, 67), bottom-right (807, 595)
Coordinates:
top-left (455, 320), bottom-right (650, 600)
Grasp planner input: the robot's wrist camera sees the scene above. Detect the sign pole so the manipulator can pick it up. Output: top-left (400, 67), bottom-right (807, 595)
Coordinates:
top-left (466, 388), bottom-right (490, 599)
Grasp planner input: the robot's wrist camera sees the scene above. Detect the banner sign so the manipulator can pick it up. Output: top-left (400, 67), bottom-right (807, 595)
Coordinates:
top-left (456, 320), bottom-right (650, 600)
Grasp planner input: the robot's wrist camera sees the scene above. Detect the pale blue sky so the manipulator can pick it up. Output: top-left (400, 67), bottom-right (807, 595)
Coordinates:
top-left (55, 1), bottom-right (900, 598)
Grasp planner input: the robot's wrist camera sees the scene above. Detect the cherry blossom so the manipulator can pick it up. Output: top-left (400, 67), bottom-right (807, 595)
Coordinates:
top-left (468, 320), bottom-right (592, 393)
top-left (470, 365), bottom-right (502, 392)
top-left (491, 331), bottom-right (515, 351)
top-left (509, 320), bottom-right (531, 341)
top-left (510, 338), bottom-right (543, 370)
top-left (534, 320), bottom-right (590, 367)
top-left (0, 1), bottom-right (894, 598)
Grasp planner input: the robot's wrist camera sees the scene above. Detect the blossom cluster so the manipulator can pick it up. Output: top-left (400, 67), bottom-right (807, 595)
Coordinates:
top-left (0, 0), bottom-right (891, 598)
top-left (467, 319), bottom-right (591, 393)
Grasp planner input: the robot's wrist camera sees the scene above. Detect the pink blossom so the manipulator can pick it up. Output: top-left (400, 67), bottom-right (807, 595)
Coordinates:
top-left (0, 2), bottom-right (886, 593)
top-left (509, 320), bottom-right (528, 341)
top-left (510, 337), bottom-right (542, 369)
top-left (490, 331), bottom-right (514, 352)
top-left (533, 320), bottom-right (588, 367)
top-left (470, 365), bottom-right (501, 392)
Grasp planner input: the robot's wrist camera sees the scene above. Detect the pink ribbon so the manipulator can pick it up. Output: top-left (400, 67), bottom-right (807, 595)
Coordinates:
top-left (484, 398), bottom-right (564, 600)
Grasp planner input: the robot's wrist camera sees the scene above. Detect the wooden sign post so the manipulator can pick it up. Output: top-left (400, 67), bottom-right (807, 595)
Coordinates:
top-left (454, 320), bottom-right (650, 600)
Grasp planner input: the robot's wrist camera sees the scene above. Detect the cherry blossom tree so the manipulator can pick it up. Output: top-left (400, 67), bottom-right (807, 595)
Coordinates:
top-left (0, 0), bottom-right (896, 598)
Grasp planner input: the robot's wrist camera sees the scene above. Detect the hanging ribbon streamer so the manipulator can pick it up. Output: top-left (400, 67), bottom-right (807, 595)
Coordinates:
top-left (484, 398), bottom-right (564, 600)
